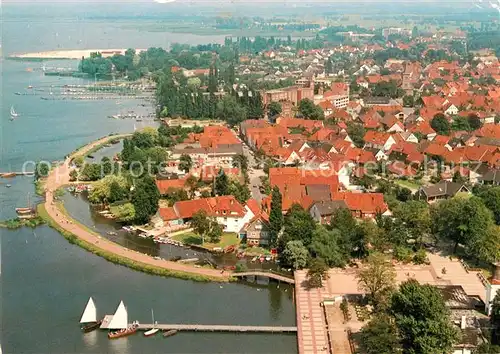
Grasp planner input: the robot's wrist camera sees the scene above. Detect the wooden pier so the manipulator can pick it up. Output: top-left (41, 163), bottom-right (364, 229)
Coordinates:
top-left (135, 323), bottom-right (297, 333)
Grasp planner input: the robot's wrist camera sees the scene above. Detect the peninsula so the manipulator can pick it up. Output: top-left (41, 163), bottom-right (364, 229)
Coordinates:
top-left (9, 48), bottom-right (146, 60)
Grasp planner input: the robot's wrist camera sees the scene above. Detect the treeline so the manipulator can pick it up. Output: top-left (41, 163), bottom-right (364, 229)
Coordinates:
top-left (156, 64), bottom-right (263, 125)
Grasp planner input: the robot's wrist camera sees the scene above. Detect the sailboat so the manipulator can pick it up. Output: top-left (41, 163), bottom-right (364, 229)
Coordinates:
top-left (107, 301), bottom-right (137, 339)
top-left (80, 297), bottom-right (102, 332)
top-left (144, 309), bottom-right (159, 337)
top-left (10, 106), bottom-right (18, 117)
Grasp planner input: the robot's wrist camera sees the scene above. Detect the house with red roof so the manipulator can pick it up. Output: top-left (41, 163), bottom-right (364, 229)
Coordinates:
top-left (239, 199), bottom-right (270, 246)
top-left (331, 192), bottom-right (390, 219)
top-left (364, 131), bottom-right (397, 151)
top-left (159, 195), bottom-right (255, 233)
top-left (156, 177), bottom-right (188, 195)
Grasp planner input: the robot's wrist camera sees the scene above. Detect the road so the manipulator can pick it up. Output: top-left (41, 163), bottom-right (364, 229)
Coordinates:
top-left (233, 130), bottom-right (266, 202)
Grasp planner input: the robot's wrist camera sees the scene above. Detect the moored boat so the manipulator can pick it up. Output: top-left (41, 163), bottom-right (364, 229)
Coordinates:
top-left (1, 172), bottom-right (17, 178)
top-left (144, 308), bottom-right (158, 337)
top-left (80, 297), bottom-right (102, 333)
top-left (106, 301), bottom-right (137, 339)
top-left (163, 329), bottom-right (178, 338)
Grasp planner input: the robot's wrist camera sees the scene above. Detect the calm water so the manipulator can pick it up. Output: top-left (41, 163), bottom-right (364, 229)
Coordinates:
top-left (1, 4), bottom-right (297, 353)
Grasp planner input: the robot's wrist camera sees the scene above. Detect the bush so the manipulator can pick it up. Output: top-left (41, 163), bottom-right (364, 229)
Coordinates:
top-left (394, 246), bottom-right (413, 263)
top-left (413, 249), bottom-right (428, 264)
top-left (340, 298), bottom-right (351, 322)
top-left (235, 263), bottom-right (248, 273)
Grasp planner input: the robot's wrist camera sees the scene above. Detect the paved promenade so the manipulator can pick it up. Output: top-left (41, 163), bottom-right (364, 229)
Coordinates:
top-left (43, 134), bottom-right (230, 281)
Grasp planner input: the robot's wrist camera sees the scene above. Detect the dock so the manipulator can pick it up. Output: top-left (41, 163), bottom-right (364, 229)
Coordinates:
top-left (233, 271), bottom-right (295, 284)
top-left (135, 323), bottom-right (297, 333)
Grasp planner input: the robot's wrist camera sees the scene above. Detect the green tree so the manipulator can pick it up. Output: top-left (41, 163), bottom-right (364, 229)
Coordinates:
top-left (392, 200), bottom-right (430, 246)
top-left (282, 240), bottom-right (309, 270)
top-left (101, 156), bottom-right (113, 176)
top-left (179, 154), bottom-right (193, 173)
top-left (131, 175), bottom-right (160, 224)
top-left (307, 258), bottom-right (329, 288)
top-left (430, 113), bottom-right (451, 135)
top-left (191, 210), bottom-right (211, 242)
top-left (390, 279), bottom-right (460, 354)
top-left (478, 186), bottom-right (500, 225)
top-left (431, 196), bottom-right (495, 254)
top-left (357, 253), bottom-right (396, 309)
top-left (268, 101), bottom-right (282, 118)
top-left (359, 314), bottom-right (402, 354)
top-left (491, 289), bottom-right (500, 345)
top-left (79, 163), bottom-right (102, 181)
top-left (403, 95), bottom-right (414, 107)
top-left (298, 98), bottom-right (324, 120)
top-left (216, 95), bottom-right (247, 126)
top-left (109, 180), bottom-right (127, 203)
top-left (228, 180), bottom-right (251, 204)
top-left (346, 122), bottom-right (366, 148)
top-left (34, 161), bottom-right (50, 180)
top-left (232, 153), bottom-right (248, 172)
top-left (214, 168), bottom-right (229, 196)
top-left (269, 186), bottom-right (283, 247)
top-left (309, 225), bottom-right (346, 267)
top-left (467, 113), bottom-right (482, 130)
top-left (206, 220), bottom-right (223, 243)
top-left (69, 169), bottom-right (78, 182)
top-left (468, 225), bottom-right (500, 264)
top-left (110, 203), bottom-right (136, 223)
top-left (283, 204), bottom-right (316, 247)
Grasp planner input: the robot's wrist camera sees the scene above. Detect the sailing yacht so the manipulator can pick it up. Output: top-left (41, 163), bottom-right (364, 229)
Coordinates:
top-left (144, 309), bottom-right (159, 337)
top-left (80, 297), bottom-right (102, 332)
top-left (107, 301), bottom-right (137, 339)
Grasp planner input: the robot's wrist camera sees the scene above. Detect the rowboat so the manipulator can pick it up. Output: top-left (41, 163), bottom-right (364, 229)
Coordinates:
top-left (107, 301), bottom-right (137, 339)
top-left (163, 329), bottom-right (178, 338)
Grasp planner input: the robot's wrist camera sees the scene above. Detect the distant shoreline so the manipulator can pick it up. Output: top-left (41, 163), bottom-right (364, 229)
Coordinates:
top-left (8, 48), bottom-right (146, 60)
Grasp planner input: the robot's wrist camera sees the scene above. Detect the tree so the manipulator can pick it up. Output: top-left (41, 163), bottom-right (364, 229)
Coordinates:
top-left (403, 95), bottom-right (414, 107)
top-left (412, 26), bottom-right (419, 38)
top-left (192, 210), bottom-right (210, 241)
top-left (330, 207), bottom-right (357, 257)
top-left (392, 200), bottom-right (430, 246)
top-left (359, 314), bottom-right (402, 354)
top-left (109, 180), bottom-right (127, 203)
top-left (110, 203), bottom-right (136, 223)
top-left (268, 101), bottom-right (282, 118)
top-left (282, 240), bottom-right (309, 270)
top-left (34, 161), bottom-right (51, 180)
top-left (131, 175), bottom-right (160, 224)
top-left (269, 186), bottom-right (283, 247)
top-left (307, 258), bottom-right (329, 288)
top-left (228, 180), bottom-right (251, 204)
top-left (491, 289), bottom-right (500, 345)
top-left (357, 253), bottom-right (396, 309)
top-left (69, 169), bottom-right (78, 182)
top-left (216, 95), bottom-right (247, 126)
top-left (346, 122), bottom-right (365, 148)
top-left (478, 186), bottom-right (500, 225)
top-left (430, 113), bottom-right (450, 135)
top-left (431, 196), bottom-right (495, 254)
top-left (232, 153), bottom-right (248, 172)
top-left (468, 225), bottom-right (500, 264)
top-left (298, 98), bottom-right (324, 120)
top-left (89, 175), bottom-right (128, 204)
top-left (283, 204), bottom-right (316, 247)
top-left (214, 168), bottom-right (229, 196)
top-left (179, 154), bottom-right (192, 173)
top-left (390, 279), bottom-right (460, 354)
top-left (309, 225), bottom-right (346, 267)
top-left (79, 163), bottom-right (102, 181)
top-left (206, 219), bottom-right (223, 243)
top-left (467, 113), bottom-right (482, 130)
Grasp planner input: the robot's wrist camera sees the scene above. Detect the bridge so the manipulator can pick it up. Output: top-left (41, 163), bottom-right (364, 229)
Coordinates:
top-left (136, 323), bottom-right (297, 333)
top-left (232, 271), bottom-right (295, 284)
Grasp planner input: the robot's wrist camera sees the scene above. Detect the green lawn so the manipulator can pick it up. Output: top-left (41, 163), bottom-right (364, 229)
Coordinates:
top-left (395, 179), bottom-right (422, 191)
top-left (172, 231), bottom-right (240, 250)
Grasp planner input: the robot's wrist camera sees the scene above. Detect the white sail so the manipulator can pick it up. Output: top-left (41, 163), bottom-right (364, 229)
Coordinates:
top-left (107, 301), bottom-right (128, 329)
top-left (80, 297), bottom-right (97, 323)
top-left (10, 106), bottom-right (18, 116)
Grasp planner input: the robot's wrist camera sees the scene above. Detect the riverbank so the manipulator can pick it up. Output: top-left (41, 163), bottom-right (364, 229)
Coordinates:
top-left (40, 134), bottom-right (231, 282)
top-left (0, 216), bottom-right (45, 229)
top-left (9, 48), bottom-right (146, 60)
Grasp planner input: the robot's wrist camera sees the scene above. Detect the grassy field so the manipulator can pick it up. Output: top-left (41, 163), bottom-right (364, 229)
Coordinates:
top-left (172, 231), bottom-right (240, 249)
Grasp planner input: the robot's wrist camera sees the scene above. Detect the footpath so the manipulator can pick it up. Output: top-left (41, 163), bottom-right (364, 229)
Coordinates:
top-left (42, 134), bottom-right (230, 282)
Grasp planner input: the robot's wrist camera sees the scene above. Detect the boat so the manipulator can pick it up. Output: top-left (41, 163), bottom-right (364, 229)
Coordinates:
top-left (144, 309), bottom-right (159, 337)
top-left (0, 172), bottom-right (16, 178)
top-left (80, 297), bottom-right (102, 333)
top-left (6, 184), bottom-right (12, 188)
top-left (10, 106), bottom-right (18, 117)
top-left (163, 329), bottom-right (178, 338)
top-left (107, 301), bottom-right (137, 339)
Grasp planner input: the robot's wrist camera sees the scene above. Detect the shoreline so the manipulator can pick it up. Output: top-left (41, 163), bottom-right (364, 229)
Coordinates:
top-left (8, 48), bottom-right (146, 60)
top-left (39, 134), bottom-right (231, 283)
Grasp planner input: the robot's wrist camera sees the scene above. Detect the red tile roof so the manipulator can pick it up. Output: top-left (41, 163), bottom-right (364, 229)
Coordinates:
top-left (156, 178), bottom-right (187, 195)
top-left (331, 192), bottom-right (388, 215)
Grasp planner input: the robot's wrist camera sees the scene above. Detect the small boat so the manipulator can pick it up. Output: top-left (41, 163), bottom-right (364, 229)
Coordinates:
top-left (163, 329), bottom-right (178, 338)
top-left (108, 325), bottom-right (138, 339)
top-left (144, 309), bottom-right (158, 337)
top-left (6, 184), bottom-right (12, 188)
top-left (80, 297), bottom-right (102, 333)
top-left (1, 172), bottom-right (16, 178)
top-left (15, 92), bottom-right (21, 95)
top-left (10, 106), bottom-right (18, 117)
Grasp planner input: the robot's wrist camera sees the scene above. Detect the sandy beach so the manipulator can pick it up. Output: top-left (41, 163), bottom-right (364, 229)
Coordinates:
top-left (10, 48), bottom-right (146, 60)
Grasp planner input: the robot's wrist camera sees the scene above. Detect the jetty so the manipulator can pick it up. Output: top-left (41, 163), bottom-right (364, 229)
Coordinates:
top-left (0, 171), bottom-right (34, 177)
top-left (135, 323), bottom-right (297, 333)
top-left (233, 271), bottom-right (295, 284)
